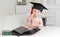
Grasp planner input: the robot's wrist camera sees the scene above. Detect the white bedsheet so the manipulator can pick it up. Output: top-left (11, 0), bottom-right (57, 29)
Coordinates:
top-left (2, 26), bottom-right (60, 37)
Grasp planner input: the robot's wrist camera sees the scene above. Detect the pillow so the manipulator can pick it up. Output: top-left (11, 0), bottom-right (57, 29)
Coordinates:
top-left (2, 14), bottom-right (29, 31)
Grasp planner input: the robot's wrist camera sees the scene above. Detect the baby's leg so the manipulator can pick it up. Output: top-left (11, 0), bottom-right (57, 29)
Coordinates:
top-left (23, 25), bottom-right (34, 30)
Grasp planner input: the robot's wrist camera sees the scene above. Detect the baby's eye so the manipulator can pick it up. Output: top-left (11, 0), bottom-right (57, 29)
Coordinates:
top-left (34, 10), bottom-right (36, 12)
top-left (36, 11), bottom-right (39, 13)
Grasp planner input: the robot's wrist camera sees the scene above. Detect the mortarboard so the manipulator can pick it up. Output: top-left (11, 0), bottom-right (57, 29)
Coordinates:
top-left (30, 2), bottom-right (48, 12)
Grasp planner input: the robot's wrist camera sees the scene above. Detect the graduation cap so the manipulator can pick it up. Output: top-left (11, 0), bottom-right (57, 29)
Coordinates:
top-left (30, 2), bottom-right (48, 12)
top-left (11, 26), bottom-right (40, 36)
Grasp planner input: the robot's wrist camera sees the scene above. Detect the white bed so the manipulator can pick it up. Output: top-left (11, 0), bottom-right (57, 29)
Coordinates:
top-left (2, 26), bottom-right (60, 37)
top-left (0, 15), bottom-right (60, 37)
top-left (19, 26), bottom-right (60, 37)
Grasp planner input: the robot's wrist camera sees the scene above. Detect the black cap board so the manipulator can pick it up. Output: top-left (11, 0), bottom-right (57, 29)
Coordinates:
top-left (30, 2), bottom-right (48, 12)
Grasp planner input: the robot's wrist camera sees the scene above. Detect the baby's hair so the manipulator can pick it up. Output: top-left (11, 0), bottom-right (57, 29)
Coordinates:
top-left (30, 6), bottom-right (34, 14)
top-left (30, 6), bottom-right (42, 15)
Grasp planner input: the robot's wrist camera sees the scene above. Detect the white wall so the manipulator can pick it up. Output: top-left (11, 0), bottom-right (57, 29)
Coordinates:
top-left (0, 0), bottom-right (16, 35)
top-left (54, 0), bottom-right (60, 26)
top-left (56, 5), bottom-right (60, 26)
top-left (0, 0), bottom-right (16, 16)
top-left (31, 0), bottom-right (43, 3)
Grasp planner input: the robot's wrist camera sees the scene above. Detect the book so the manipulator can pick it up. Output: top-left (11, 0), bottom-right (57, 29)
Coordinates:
top-left (11, 26), bottom-right (40, 36)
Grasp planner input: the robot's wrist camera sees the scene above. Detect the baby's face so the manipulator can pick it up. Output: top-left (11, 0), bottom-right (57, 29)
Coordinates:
top-left (32, 9), bottom-right (41, 16)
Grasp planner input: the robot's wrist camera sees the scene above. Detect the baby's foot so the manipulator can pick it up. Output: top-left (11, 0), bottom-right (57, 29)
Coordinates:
top-left (23, 26), bottom-right (33, 30)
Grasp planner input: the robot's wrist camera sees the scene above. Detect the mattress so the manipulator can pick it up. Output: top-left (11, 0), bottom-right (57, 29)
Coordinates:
top-left (2, 26), bottom-right (60, 37)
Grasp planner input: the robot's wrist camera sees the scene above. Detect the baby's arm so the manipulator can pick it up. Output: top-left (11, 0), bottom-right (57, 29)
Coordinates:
top-left (27, 14), bottom-right (33, 27)
top-left (39, 18), bottom-right (43, 27)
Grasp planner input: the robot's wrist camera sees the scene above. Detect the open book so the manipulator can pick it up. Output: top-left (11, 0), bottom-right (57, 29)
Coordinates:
top-left (11, 26), bottom-right (40, 36)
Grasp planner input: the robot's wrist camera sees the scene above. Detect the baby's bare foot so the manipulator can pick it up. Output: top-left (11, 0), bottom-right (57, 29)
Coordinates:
top-left (23, 26), bottom-right (32, 30)
top-left (23, 25), bottom-right (39, 30)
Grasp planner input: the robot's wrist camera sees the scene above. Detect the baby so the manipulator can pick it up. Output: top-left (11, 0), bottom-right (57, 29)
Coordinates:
top-left (23, 2), bottom-right (47, 30)
top-left (24, 7), bottom-right (43, 30)
top-left (11, 2), bottom-right (48, 35)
